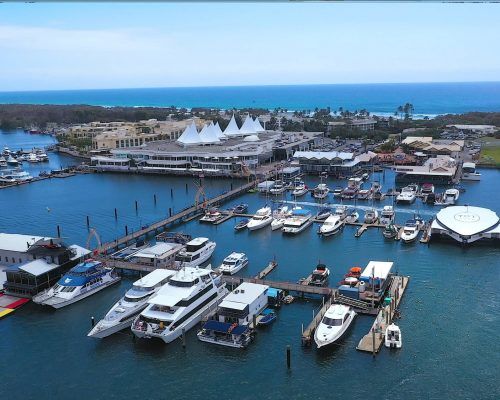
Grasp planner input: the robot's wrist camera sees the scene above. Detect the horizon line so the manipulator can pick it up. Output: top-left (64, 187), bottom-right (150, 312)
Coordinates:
top-left (1, 80), bottom-right (499, 94)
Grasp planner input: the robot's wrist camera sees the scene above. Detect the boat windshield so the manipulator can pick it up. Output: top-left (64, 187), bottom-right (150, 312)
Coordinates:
top-left (124, 294), bottom-right (149, 302)
top-left (224, 261), bottom-right (237, 266)
top-left (169, 278), bottom-right (199, 287)
top-left (322, 317), bottom-right (342, 326)
top-left (175, 254), bottom-right (193, 262)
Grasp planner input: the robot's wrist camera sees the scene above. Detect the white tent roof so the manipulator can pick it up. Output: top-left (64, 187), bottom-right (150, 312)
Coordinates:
top-left (213, 122), bottom-right (227, 139)
top-left (177, 122), bottom-right (201, 145)
top-left (199, 123), bottom-right (221, 144)
top-left (239, 115), bottom-right (257, 135)
top-left (253, 117), bottom-right (265, 132)
top-left (243, 135), bottom-right (260, 142)
top-left (223, 114), bottom-right (241, 136)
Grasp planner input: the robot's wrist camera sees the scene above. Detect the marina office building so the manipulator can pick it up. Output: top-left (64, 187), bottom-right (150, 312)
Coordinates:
top-left (393, 155), bottom-right (459, 185)
top-left (292, 150), bottom-right (378, 174)
top-left (91, 116), bottom-right (321, 176)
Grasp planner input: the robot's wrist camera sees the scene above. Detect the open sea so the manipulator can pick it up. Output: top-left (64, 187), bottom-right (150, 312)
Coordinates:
top-left (1, 131), bottom-right (499, 400)
top-left (1, 82), bottom-right (500, 115)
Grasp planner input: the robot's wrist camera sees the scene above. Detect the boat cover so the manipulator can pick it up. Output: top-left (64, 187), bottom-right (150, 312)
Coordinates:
top-left (202, 320), bottom-right (249, 335)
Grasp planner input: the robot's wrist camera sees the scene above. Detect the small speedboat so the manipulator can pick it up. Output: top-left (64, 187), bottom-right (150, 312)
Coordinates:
top-left (357, 188), bottom-right (371, 200)
top-left (345, 210), bottom-right (359, 223)
top-left (234, 219), bottom-right (249, 231)
top-left (314, 304), bottom-right (356, 348)
top-left (271, 205), bottom-right (291, 231)
top-left (316, 207), bottom-right (332, 220)
top-left (308, 263), bottom-right (330, 287)
top-left (218, 252), bottom-right (249, 275)
top-left (257, 309), bottom-right (277, 326)
top-left (385, 324), bottom-right (402, 349)
top-left (199, 208), bottom-right (223, 223)
top-left (401, 220), bottom-right (420, 243)
top-left (292, 182), bottom-right (308, 197)
top-left (364, 209), bottom-right (379, 224)
top-left (232, 203), bottom-right (248, 214)
top-left (382, 224), bottom-right (398, 239)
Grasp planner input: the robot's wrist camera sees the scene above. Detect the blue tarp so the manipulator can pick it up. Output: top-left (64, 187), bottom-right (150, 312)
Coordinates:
top-left (293, 208), bottom-right (311, 216)
top-left (202, 320), bottom-right (249, 335)
top-left (267, 287), bottom-right (283, 298)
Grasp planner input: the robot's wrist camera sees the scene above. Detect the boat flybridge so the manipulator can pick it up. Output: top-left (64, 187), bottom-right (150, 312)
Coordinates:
top-left (33, 260), bottom-right (121, 309)
top-left (88, 269), bottom-right (176, 338)
top-left (380, 205), bottom-right (395, 225)
top-left (174, 237), bottom-right (216, 268)
top-left (314, 304), bottom-right (356, 348)
top-left (396, 184), bottom-right (418, 204)
top-left (282, 208), bottom-right (313, 234)
top-left (247, 206), bottom-right (273, 231)
top-left (461, 162), bottom-right (481, 181)
top-left (218, 252), bottom-right (249, 275)
top-left (131, 267), bottom-right (228, 343)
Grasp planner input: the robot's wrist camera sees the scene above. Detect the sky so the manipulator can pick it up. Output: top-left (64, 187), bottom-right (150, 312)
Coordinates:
top-left (0, 2), bottom-right (499, 91)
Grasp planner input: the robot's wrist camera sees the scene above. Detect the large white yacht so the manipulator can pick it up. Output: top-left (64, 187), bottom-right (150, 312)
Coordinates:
top-left (442, 188), bottom-right (460, 205)
top-left (218, 252), bottom-right (249, 275)
top-left (88, 269), bottom-right (176, 338)
top-left (314, 304), bottom-right (356, 348)
top-left (400, 220), bottom-right (420, 243)
top-left (282, 208), bottom-right (313, 234)
top-left (174, 237), bottom-right (216, 268)
top-left (33, 260), bottom-right (120, 309)
top-left (319, 206), bottom-right (347, 236)
top-left (461, 162), bottom-right (481, 181)
top-left (247, 206), bottom-right (273, 231)
top-left (396, 184), bottom-right (418, 204)
top-left (131, 267), bottom-right (228, 343)
top-left (380, 205), bottom-right (395, 225)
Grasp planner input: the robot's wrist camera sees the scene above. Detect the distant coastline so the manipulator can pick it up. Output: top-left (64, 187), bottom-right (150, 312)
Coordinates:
top-left (0, 82), bottom-right (499, 115)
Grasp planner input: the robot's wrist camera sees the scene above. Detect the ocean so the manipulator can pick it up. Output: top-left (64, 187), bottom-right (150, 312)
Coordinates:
top-left (1, 82), bottom-right (500, 115)
top-left (1, 132), bottom-right (499, 400)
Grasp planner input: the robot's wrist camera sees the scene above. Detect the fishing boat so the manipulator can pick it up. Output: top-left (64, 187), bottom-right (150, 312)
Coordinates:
top-left (132, 267), bottom-right (228, 343)
top-left (308, 263), bottom-right (330, 287)
top-left (247, 206), bottom-right (273, 231)
top-left (316, 207), bottom-right (332, 220)
top-left (218, 252), bottom-right (249, 275)
top-left (345, 210), bottom-right (359, 223)
top-left (314, 304), bottom-right (356, 348)
top-left (257, 309), bottom-right (277, 326)
top-left (282, 208), bottom-right (313, 234)
top-left (87, 269), bottom-right (175, 338)
top-left (199, 208), bottom-right (223, 223)
top-left (234, 219), bottom-right (249, 231)
top-left (312, 183), bottom-right (330, 200)
top-left (380, 205), bottom-right (395, 225)
top-left (382, 224), bottom-right (398, 239)
top-left (400, 220), bottom-right (420, 243)
top-left (174, 237), bottom-right (216, 268)
top-left (385, 324), bottom-right (402, 348)
top-left (197, 320), bottom-right (253, 348)
top-left (461, 162), bottom-right (481, 181)
top-left (364, 209), bottom-right (379, 224)
top-left (32, 260), bottom-right (121, 309)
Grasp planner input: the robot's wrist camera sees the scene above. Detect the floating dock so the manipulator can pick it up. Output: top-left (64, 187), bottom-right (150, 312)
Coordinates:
top-left (301, 295), bottom-right (333, 346)
top-left (0, 293), bottom-right (30, 319)
top-left (254, 261), bottom-right (278, 279)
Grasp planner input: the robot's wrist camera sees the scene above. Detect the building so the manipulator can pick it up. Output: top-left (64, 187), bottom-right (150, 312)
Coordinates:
top-left (0, 233), bottom-right (90, 297)
top-left (393, 155), bottom-right (458, 185)
top-left (402, 136), bottom-right (464, 156)
top-left (292, 150), bottom-right (377, 175)
top-left (217, 282), bottom-right (269, 325)
top-left (430, 206), bottom-right (500, 244)
top-left (445, 124), bottom-right (498, 136)
top-left (348, 119), bottom-right (376, 131)
top-left (127, 242), bottom-right (183, 268)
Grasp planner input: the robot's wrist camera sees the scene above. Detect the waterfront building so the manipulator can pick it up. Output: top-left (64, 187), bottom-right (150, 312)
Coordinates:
top-left (430, 206), bottom-right (500, 244)
top-left (0, 233), bottom-right (90, 297)
top-left (393, 155), bottom-right (458, 185)
top-left (402, 136), bottom-right (464, 156)
top-left (217, 282), bottom-right (269, 325)
top-left (127, 242), bottom-right (183, 268)
top-left (347, 119), bottom-right (376, 131)
top-left (292, 150), bottom-right (377, 174)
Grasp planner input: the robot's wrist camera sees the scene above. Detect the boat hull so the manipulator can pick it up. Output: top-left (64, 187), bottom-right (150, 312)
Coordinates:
top-left (247, 217), bottom-right (272, 231)
top-left (315, 311), bottom-right (356, 348)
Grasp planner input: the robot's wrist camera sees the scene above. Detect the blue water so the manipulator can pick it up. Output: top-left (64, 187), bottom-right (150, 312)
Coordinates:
top-left (1, 133), bottom-right (499, 400)
top-left (1, 82), bottom-right (500, 115)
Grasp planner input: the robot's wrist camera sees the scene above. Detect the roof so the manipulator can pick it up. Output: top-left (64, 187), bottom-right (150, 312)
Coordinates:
top-left (18, 259), bottom-right (59, 276)
top-left (187, 237), bottom-right (209, 246)
top-left (0, 233), bottom-right (52, 253)
top-left (177, 122), bottom-right (201, 145)
top-left (223, 252), bottom-right (246, 262)
top-left (462, 162), bottom-right (476, 169)
top-left (221, 282), bottom-right (269, 309)
top-left (293, 151), bottom-right (354, 161)
top-left (243, 135), bottom-right (260, 142)
top-left (133, 269), bottom-right (176, 288)
top-left (267, 287), bottom-right (283, 298)
top-left (132, 242), bottom-right (181, 259)
top-left (434, 206), bottom-right (499, 236)
top-left (402, 136), bottom-right (433, 145)
top-left (239, 115), bottom-right (257, 135)
top-left (71, 260), bottom-right (102, 273)
top-left (198, 123), bottom-right (221, 144)
top-left (202, 320), bottom-right (249, 335)
top-left (223, 114), bottom-right (241, 136)
top-left (253, 117), bottom-right (265, 132)
top-left (213, 122), bottom-right (227, 139)
top-left (68, 244), bottom-right (91, 260)
top-left (361, 261), bottom-right (393, 280)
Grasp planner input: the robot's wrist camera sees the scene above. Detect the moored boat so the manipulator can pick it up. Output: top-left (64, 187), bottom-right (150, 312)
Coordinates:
top-left (218, 252), bottom-right (249, 275)
top-left (308, 263), bottom-right (330, 287)
top-left (174, 237), bottom-right (216, 268)
top-left (247, 206), bottom-right (273, 231)
top-left (382, 224), bottom-right (398, 239)
top-left (314, 304), bottom-right (356, 348)
top-left (385, 323), bottom-right (402, 348)
top-left (364, 208), bottom-right (379, 224)
top-left (282, 208), bottom-right (313, 234)
top-left (400, 220), bottom-right (420, 243)
top-left (312, 183), bottom-right (330, 200)
top-left (234, 219), bottom-right (249, 231)
top-left (197, 320), bottom-right (253, 348)
top-left (380, 205), bottom-right (395, 225)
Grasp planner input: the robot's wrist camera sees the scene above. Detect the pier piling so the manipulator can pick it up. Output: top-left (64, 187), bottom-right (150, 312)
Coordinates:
top-left (114, 208), bottom-right (118, 219)
top-left (286, 345), bottom-right (291, 369)
top-left (56, 225), bottom-right (61, 238)
top-left (86, 216), bottom-right (90, 227)
top-left (185, 183), bottom-right (188, 193)
top-left (125, 225), bottom-right (128, 236)
top-left (169, 208), bottom-right (172, 217)
top-left (91, 316), bottom-right (95, 327)
top-left (372, 327), bottom-right (376, 358)
top-left (171, 188), bottom-right (173, 198)
top-left (135, 200), bottom-right (138, 212)
top-left (181, 328), bottom-right (186, 348)
top-left (153, 194), bottom-right (157, 205)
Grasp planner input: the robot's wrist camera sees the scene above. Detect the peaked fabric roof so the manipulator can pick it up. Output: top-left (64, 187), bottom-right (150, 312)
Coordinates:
top-left (253, 117), bottom-right (265, 132)
top-left (177, 122), bottom-right (201, 145)
top-left (213, 122), bottom-right (227, 139)
top-left (199, 123), bottom-right (221, 144)
top-left (224, 114), bottom-right (241, 136)
top-left (239, 115), bottom-right (257, 135)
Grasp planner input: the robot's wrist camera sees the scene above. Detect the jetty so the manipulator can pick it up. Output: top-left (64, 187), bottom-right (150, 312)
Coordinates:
top-left (301, 295), bottom-right (334, 346)
top-left (356, 275), bottom-right (409, 355)
top-left (254, 260), bottom-right (278, 279)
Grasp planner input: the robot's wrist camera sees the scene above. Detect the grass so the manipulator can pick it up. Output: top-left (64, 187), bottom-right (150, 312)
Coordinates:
top-left (478, 137), bottom-right (500, 166)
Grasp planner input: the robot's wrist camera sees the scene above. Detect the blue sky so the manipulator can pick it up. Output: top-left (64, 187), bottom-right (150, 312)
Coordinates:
top-left (0, 2), bottom-right (499, 91)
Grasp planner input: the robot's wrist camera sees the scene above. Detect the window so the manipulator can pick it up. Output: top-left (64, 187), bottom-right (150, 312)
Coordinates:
top-left (322, 317), bottom-right (342, 326)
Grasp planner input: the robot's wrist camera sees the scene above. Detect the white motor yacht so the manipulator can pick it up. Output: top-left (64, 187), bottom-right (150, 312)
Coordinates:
top-left (400, 220), bottom-right (420, 243)
top-left (380, 205), bottom-right (395, 225)
top-left (33, 260), bottom-right (121, 309)
top-left (247, 206), bottom-right (273, 231)
top-left (385, 323), bottom-right (402, 348)
top-left (314, 304), bottom-right (356, 348)
top-left (396, 184), bottom-right (418, 203)
top-left (319, 206), bottom-right (348, 236)
top-left (282, 208), bottom-right (313, 234)
top-left (0, 156), bottom-right (7, 167)
top-left (174, 237), bottom-right (216, 268)
top-left (364, 209), bottom-right (379, 224)
top-left (312, 183), bottom-right (330, 200)
top-left (88, 269), bottom-right (176, 338)
top-left (6, 155), bottom-right (19, 166)
top-left (357, 188), bottom-right (371, 200)
top-left (271, 206), bottom-right (292, 231)
top-left (292, 182), bottom-right (308, 197)
top-left (345, 210), bottom-right (359, 223)
top-left (131, 267), bottom-right (228, 343)
top-left (443, 188), bottom-right (460, 205)
top-left (199, 208), bottom-right (222, 223)
top-left (269, 180), bottom-right (286, 195)
top-left (218, 252), bottom-right (249, 275)
top-left (27, 153), bottom-right (40, 163)
top-left (461, 162), bottom-right (481, 181)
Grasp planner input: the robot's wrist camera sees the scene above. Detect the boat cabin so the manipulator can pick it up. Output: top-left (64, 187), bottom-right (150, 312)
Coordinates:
top-left (218, 282), bottom-right (269, 325)
top-left (128, 242), bottom-right (183, 268)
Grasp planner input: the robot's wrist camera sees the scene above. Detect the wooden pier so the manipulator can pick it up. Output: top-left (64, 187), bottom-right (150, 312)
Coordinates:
top-left (301, 295), bottom-right (334, 346)
top-left (254, 260), bottom-right (278, 279)
top-left (356, 275), bottom-right (409, 354)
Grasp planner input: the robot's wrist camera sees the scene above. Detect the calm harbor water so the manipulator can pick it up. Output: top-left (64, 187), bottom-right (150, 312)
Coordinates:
top-left (1, 132), bottom-right (499, 399)
top-left (1, 82), bottom-right (500, 115)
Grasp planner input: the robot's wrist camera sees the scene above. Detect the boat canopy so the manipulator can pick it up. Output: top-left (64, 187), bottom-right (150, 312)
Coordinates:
top-left (70, 261), bottom-right (102, 274)
top-left (267, 287), bottom-right (283, 298)
top-left (203, 320), bottom-right (249, 335)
